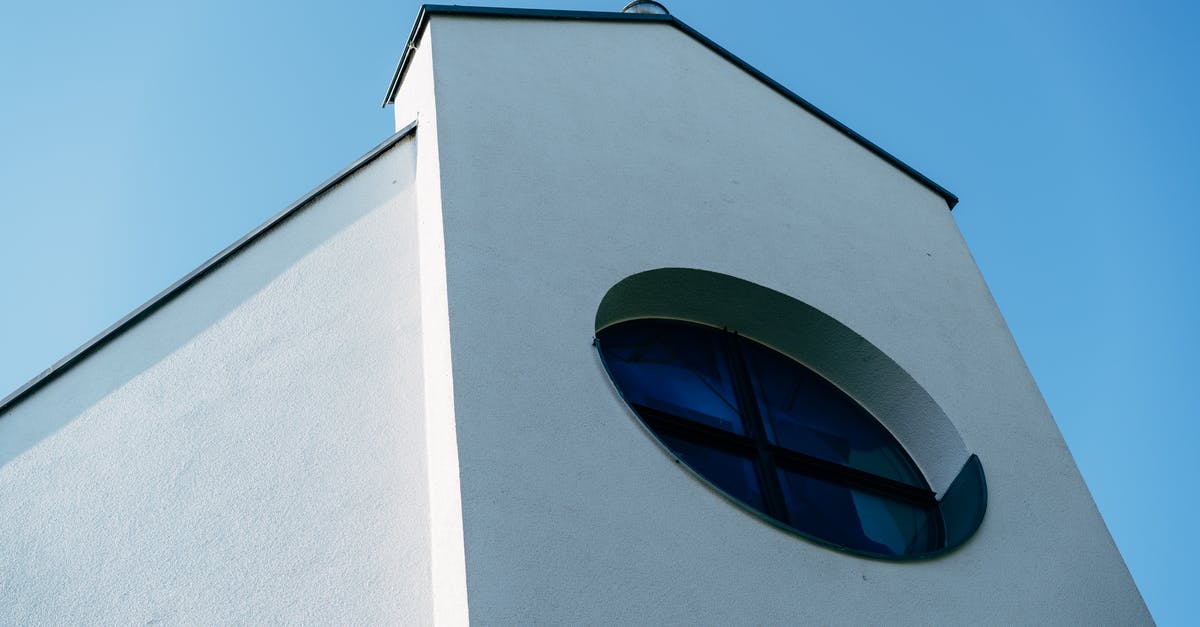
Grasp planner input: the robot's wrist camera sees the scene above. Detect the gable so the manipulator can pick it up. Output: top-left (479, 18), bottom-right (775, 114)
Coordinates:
top-left (384, 5), bottom-right (957, 209)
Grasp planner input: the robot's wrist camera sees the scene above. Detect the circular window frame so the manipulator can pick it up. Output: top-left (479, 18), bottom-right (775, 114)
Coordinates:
top-left (595, 268), bottom-right (986, 560)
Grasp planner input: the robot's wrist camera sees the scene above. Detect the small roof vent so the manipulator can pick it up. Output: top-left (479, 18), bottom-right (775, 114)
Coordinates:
top-left (621, 1), bottom-right (669, 14)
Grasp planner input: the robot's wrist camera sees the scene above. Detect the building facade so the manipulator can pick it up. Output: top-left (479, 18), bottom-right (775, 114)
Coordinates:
top-left (0, 4), bottom-right (1149, 624)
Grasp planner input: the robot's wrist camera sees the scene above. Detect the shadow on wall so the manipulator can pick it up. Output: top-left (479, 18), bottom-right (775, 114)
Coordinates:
top-left (0, 132), bottom-right (413, 470)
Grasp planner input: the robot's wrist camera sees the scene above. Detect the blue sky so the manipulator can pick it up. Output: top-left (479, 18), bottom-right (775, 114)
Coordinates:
top-left (1, 0), bottom-right (1196, 622)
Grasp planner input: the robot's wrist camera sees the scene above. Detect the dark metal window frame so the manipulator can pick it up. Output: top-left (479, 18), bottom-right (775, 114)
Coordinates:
top-left (596, 320), bottom-right (956, 559)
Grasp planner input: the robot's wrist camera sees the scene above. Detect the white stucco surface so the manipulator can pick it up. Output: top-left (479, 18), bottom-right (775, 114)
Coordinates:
top-left (0, 137), bottom-right (434, 624)
top-left (0, 10), bottom-right (1151, 624)
top-left (409, 15), bottom-right (1150, 625)
top-left (393, 25), bottom-right (471, 626)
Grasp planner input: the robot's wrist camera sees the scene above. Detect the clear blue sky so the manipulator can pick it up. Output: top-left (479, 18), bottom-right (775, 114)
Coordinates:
top-left (1, 0), bottom-right (1196, 622)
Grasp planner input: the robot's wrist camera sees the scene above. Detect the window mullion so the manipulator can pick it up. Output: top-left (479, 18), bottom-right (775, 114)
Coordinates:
top-left (635, 405), bottom-right (758, 455)
top-left (769, 445), bottom-right (937, 506)
top-left (723, 331), bottom-right (790, 524)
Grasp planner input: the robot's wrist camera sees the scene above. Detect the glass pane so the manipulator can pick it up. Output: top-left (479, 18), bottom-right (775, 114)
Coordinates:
top-left (741, 339), bottom-right (924, 486)
top-left (777, 468), bottom-right (939, 556)
top-left (656, 432), bottom-right (765, 511)
top-left (599, 321), bottom-right (745, 434)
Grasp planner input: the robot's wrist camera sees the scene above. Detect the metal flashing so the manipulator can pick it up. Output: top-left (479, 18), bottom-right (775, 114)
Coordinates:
top-left (382, 4), bottom-right (958, 210)
top-left (0, 122), bottom-right (418, 417)
top-left (381, 5), bottom-right (673, 113)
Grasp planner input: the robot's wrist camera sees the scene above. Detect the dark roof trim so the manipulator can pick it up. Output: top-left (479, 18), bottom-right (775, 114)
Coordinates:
top-left (380, 5), bottom-right (674, 110)
top-left (0, 122), bottom-right (418, 417)
top-left (382, 4), bottom-right (958, 210)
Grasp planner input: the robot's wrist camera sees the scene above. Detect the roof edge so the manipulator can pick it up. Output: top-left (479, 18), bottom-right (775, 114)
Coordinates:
top-left (0, 122), bottom-right (418, 417)
top-left (381, 5), bottom-right (673, 111)
top-left (381, 4), bottom-right (958, 210)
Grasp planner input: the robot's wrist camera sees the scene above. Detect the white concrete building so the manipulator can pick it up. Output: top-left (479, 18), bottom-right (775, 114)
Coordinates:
top-left (0, 3), bottom-right (1149, 624)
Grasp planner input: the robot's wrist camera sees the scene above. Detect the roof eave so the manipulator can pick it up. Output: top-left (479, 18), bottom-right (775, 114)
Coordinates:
top-left (380, 4), bottom-right (958, 210)
top-left (381, 5), bottom-right (674, 108)
top-left (0, 124), bottom-right (419, 417)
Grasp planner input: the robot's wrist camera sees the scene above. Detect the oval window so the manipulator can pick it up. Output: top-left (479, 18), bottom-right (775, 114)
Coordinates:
top-left (596, 318), bottom-right (984, 559)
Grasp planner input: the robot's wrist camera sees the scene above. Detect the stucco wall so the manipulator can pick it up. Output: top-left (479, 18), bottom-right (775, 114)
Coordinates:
top-left (393, 26), bottom-right (472, 625)
top-left (0, 138), bottom-right (432, 624)
top-left (421, 16), bottom-right (1149, 625)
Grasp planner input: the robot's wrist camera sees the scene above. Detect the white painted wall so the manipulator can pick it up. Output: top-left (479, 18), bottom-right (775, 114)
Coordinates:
top-left (0, 11), bottom-right (1150, 624)
top-left (0, 138), bottom-right (434, 624)
top-left (413, 15), bottom-right (1150, 625)
top-left (392, 25), bottom-right (471, 625)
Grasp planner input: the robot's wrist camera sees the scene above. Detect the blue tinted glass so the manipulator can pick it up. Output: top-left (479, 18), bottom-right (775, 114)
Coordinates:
top-left (741, 339), bottom-right (924, 487)
top-left (777, 468), bottom-right (938, 556)
top-left (599, 321), bottom-right (745, 434)
top-left (596, 318), bottom-right (977, 558)
top-left (656, 432), bottom-right (765, 511)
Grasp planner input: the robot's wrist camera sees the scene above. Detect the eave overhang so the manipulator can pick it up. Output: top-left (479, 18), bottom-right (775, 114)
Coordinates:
top-left (0, 124), bottom-right (418, 416)
top-left (382, 4), bottom-right (959, 210)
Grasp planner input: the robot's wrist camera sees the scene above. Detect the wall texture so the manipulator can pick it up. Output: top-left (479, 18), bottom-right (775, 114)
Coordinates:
top-left (416, 15), bottom-right (1150, 625)
top-left (0, 138), bottom-right (433, 624)
top-left (0, 11), bottom-right (1151, 625)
